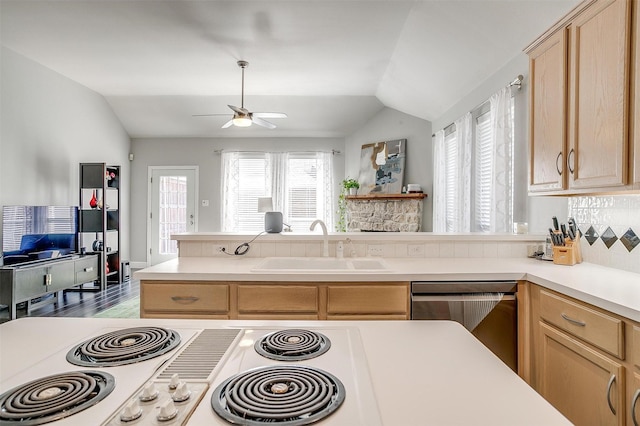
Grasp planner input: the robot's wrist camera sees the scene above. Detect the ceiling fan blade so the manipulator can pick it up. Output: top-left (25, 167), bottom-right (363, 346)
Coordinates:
top-left (252, 112), bottom-right (288, 119)
top-left (221, 119), bottom-right (234, 129)
top-left (228, 104), bottom-right (249, 115)
top-left (192, 113), bottom-right (231, 117)
top-left (251, 116), bottom-right (277, 129)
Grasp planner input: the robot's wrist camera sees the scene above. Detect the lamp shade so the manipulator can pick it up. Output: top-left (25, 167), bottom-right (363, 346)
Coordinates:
top-left (257, 197), bottom-right (273, 212)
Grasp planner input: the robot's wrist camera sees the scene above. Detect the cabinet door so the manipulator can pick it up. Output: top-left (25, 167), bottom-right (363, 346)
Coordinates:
top-left (633, 0), bottom-right (640, 186)
top-left (568, 0), bottom-right (631, 189)
top-left (528, 28), bottom-right (568, 192)
top-left (539, 322), bottom-right (625, 426)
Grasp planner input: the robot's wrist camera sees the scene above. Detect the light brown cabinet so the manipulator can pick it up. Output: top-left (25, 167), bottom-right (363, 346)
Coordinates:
top-left (140, 280), bottom-right (410, 320)
top-left (633, 0), bottom-right (640, 187)
top-left (528, 284), bottom-right (640, 426)
top-left (526, 0), bottom-right (634, 194)
top-left (528, 28), bottom-right (568, 192)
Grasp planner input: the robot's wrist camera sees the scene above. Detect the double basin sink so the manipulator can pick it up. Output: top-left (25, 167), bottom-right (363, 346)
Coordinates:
top-left (252, 257), bottom-right (389, 272)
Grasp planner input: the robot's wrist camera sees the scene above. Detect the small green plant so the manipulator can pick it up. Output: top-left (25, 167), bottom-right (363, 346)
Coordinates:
top-left (336, 178), bottom-right (359, 232)
top-left (342, 178), bottom-right (360, 189)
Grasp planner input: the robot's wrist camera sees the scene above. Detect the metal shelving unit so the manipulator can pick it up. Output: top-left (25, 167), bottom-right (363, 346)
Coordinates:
top-left (78, 163), bottom-right (121, 290)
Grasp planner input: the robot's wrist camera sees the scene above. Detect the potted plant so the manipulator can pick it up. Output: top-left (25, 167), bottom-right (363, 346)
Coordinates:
top-left (342, 178), bottom-right (360, 196)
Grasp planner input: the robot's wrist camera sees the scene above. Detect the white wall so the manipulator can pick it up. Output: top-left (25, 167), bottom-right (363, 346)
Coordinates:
top-left (130, 137), bottom-right (345, 264)
top-left (344, 108), bottom-right (432, 230)
top-left (0, 47), bottom-right (131, 259)
top-left (431, 53), bottom-right (567, 233)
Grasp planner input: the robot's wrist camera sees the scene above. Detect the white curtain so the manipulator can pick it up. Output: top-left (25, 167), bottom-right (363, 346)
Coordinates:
top-left (432, 130), bottom-right (446, 232)
top-left (432, 113), bottom-right (472, 232)
top-left (221, 151), bottom-right (240, 232)
top-left (489, 86), bottom-right (514, 233)
top-left (455, 113), bottom-right (473, 232)
top-left (317, 151), bottom-right (334, 231)
top-left (269, 152), bottom-right (287, 213)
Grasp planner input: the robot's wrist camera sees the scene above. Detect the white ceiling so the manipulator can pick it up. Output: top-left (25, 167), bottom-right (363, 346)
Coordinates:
top-left (0, 0), bottom-right (578, 138)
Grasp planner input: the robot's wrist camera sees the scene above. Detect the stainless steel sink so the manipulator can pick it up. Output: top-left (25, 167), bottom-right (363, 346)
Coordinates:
top-left (252, 257), bottom-right (389, 272)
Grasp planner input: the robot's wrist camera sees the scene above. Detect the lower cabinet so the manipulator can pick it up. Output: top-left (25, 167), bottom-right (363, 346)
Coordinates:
top-left (140, 280), bottom-right (410, 320)
top-left (538, 322), bottom-right (624, 426)
top-left (528, 284), bottom-right (639, 426)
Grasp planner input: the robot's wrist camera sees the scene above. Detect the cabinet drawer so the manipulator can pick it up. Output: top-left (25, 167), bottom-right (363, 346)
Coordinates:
top-left (237, 285), bottom-right (318, 313)
top-left (142, 283), bottom-right (229, 313)
top-left (74, 256), bottom-right (98, 283)
top-left (539, 290), bottom-right (624, 358)
top-left (327, 285), bottom-right (408, 315)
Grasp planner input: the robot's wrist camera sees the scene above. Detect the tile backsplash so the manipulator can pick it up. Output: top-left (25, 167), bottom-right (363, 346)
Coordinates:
top-left (568, 195), bottom-right (640, 273)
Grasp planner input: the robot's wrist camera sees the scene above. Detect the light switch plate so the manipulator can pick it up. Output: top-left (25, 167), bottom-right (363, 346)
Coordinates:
top-left (367, 244), bottom-right (384, 257)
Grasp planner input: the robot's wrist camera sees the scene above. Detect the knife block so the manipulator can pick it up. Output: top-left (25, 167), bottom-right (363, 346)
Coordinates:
top-left (552, 235), bottom-right (582, 266)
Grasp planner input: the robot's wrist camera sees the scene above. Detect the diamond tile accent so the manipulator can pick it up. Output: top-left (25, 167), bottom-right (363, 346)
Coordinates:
top-left (584, 226), bottom-right (599, 246)
top-left (600, 226), bottom-right (618, 249)
top-left (620, 228), bottom-right (639, 252)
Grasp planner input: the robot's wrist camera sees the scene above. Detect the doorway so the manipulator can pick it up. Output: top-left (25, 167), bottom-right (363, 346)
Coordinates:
top-left (147, 167), bottom-right (198, 266)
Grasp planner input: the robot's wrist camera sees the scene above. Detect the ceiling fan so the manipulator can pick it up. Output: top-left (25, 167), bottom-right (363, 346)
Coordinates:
top-left (193, 60), bottom-right (287, 129)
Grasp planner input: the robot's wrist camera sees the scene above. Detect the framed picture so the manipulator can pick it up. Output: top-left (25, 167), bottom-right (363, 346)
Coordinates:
top-left (357, 139), bottom-right (406, 194)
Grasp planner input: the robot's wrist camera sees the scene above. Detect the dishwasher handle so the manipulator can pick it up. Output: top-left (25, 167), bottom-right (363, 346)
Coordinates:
top-left (411, 294), bottom-right (516, 303)
top-left (411, 281), bottom-right (517, 294)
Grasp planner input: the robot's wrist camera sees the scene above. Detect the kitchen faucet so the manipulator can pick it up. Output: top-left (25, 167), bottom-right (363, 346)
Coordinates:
top-left (309, 219), bottom-right (329, 257)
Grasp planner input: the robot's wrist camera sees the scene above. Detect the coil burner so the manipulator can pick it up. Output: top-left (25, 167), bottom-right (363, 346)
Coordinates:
top-left (66, 326), bottom-right (180, 367)
top-left (211, 365), bottom-right (345, 425)
top-left (254, 329), bottom-right (331, 361)
top-left (0, 371), bottom-right (115, 425)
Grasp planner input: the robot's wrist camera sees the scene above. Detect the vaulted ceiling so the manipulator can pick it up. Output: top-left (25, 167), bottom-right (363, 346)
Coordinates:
top-left (1, 0), bottom-right (579, 138)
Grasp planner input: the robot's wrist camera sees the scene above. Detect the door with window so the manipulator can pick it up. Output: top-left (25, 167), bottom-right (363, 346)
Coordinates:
top-left (148, 167), bottom-right (197, 265)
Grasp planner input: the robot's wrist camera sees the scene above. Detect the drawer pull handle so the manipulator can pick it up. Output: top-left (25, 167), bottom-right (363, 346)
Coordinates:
top-left (561, 313), bottom-right (586, 327)
top-left (84, 267), bottom-right (94, 272)
top-left (171, 296), bottom-right (199, 304)
top-left (606, 374), bottom-right (616, 415)
top-left (632, 389), bottom-right (640, 426)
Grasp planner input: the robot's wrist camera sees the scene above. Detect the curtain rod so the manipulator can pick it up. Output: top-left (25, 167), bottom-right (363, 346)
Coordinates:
top-left (214, 149), bottom-right (341, 155)
top-left (431, 74), bottom-right (524, 137)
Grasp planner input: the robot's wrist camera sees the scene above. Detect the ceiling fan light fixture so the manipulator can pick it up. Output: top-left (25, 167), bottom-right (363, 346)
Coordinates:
top-left (232, 117), bottom-right (252, 127)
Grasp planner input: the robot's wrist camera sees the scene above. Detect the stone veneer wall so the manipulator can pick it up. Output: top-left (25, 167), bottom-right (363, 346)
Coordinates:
top-left (346, 199), bottom-right (423, 232)
top-left (568, 195), bottom-right (640, 274)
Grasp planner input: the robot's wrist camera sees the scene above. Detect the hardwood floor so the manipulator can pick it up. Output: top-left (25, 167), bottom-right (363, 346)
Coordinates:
top-left (0, 278), bottom-right (140, 324)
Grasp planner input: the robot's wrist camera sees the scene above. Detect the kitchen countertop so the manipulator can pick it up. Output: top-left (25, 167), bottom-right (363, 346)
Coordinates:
top-left (135, 256), bottom-right (640, 322)
top-left (0, 317), bottom-right (572, 425)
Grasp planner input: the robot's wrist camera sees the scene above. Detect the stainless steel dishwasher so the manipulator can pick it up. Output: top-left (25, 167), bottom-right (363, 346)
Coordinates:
top-left (411, 281), bottom-right (517, 371)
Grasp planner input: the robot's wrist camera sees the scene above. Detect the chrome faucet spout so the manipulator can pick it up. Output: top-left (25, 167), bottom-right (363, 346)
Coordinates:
top-left (310, 219), bottom-right (329, 257)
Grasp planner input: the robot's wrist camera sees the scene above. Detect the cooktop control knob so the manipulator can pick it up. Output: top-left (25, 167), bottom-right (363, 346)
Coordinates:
top-left (156, 399), bottom-right (178, 422)
top-left (120, 399), bottom-right (142, 422)
top-left (168, 373), bottom-right (180, 390)
top-left (139, 382), bottom-right (159, 402)
top-left (171, 382), bottom-right (191, 402)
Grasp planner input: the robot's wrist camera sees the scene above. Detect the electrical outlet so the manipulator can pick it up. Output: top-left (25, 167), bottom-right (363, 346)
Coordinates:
top-left (408, 244), bottom-right (425, 257)
top-left (214, 245), bottom-right (226, 254)
top-left (367, 244), bottom-right (384, 257)
top-left (201, 199), bottom-right (210, 207)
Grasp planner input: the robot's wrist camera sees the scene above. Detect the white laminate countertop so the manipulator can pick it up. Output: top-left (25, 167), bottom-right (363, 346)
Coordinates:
top-left (0, 317), bottom-right (572, 425)
top-left (135, 256), bottom-right (640, 322)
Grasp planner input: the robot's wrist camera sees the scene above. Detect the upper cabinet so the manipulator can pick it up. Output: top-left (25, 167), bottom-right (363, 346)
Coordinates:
top-left (528, 28), bottom-right (568, 192)
top-left (526, 0), bottom-right (635, 195)
top-left (634, 0), bottom-right (640, 186)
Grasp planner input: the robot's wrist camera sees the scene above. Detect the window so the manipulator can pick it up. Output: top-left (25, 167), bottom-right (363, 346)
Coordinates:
top-left (434, 86), bottom-right (515, 233)
top-left (221, 151), bottom-right (334, 232)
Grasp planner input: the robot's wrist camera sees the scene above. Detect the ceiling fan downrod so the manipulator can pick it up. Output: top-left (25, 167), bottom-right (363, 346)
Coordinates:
top-left (237, 60), bottom-right (248, 110)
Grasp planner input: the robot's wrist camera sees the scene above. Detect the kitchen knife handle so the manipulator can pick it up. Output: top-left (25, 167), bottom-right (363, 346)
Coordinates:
top-left (561, 313), bottom-right (586, 327)
top-left (552, 216), bottom-right (559, 231)
top-left (555, 152), bottom-right (563, 175)
top-left (568, 148), bottom-right (575, 174)
top-left (631, 388), bottom-right (640, 426)
top-left (606, 374), bottom-right (617, 415)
